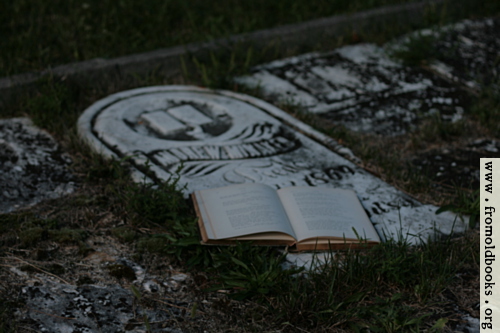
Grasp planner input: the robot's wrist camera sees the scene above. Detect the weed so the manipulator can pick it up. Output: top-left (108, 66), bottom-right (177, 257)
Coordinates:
top-left (117, 175), bottom-right (205, 263)
top-left (1, 210), bottom-right (89, 251)
top-left (137, 234), bottom-right (172, 255)
top-left (19, 226), bottom-right (88, 248)
top-left (0, 212), bottom-right (37, 234)
top-left (130, 285), bottom-right (152, 332)
top-left (25, 76), bottom-right (78, 135)
top-left (0, 291), bottom-right (23, 333)
top-left (353, 294), bottom-right (431, 332)
top-left (390, 32), bottom-right (442, 66)
top-left (48, 228), bottom-right (87, 244)
top-left (470, 80), bottom-right (500, 136)
top-left (19, 227), bottom-right (46, 247)
top-left (112, 227), bottom-right (139, 243)
top-left (208, 243), bottom-right (300, 301)
top-left (108, 264), bottom-right (137, 281)
top-left (249, 230), bottom-right (475, 331)
top-left (120, 175), bottom-right (191, 228)
top-left (69, 193), bottom-right (109, 208)
top-left (184, 44), bottom-right (265, 89)
top-left (82, 154), bottom-right (131, 182)
top-left (411, 112), bottom-right (468, 146)
top-left (437, 188), bottom-right (479, 228)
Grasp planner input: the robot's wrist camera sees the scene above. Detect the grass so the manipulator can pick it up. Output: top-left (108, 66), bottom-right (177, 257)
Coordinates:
top-left (0, 171), bottom-right (479, 331)
top-left (2, 0), bottom-right (498, 78)
top-left (471, 81), bottom-right (500, 137)
top-left (0, 0), bottom-right (495, 331)
top-left (390, 32), bottom-right (443, 67)
top-left (0, 82), bottom-right (475, 329)
top-left (205, 232), bottom-right (477, 331)
top-left (0, 124), bottom-right (481, 332)
top-left (1, 0), bottom-right (420, 77)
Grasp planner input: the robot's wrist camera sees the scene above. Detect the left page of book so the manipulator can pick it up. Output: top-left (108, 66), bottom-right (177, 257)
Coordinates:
top-left (193, 183), bottom-right (297, 240)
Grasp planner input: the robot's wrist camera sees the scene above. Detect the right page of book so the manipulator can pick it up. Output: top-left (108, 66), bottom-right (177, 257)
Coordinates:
top-left (277, 186), bottom-right (380, 243)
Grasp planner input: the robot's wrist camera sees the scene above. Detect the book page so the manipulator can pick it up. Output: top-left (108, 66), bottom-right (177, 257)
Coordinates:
top-left (277, 187), bottom-right (380, 242)
top-left (194, 183), bottom-right (297, 240)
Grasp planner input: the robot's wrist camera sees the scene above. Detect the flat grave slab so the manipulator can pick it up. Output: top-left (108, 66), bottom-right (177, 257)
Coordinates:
top-left (0, 118), bottom-right (75, 213)
top-left (78, 86), bottom-right (466, 243)
top-left (235, 43), bottom-right (467, 136)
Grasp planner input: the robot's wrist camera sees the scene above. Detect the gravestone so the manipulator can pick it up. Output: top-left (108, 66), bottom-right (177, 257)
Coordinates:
top-left (78, 86), bottom-right (465, 243)
top-left (0, 118), bottom-right (75, 213)
top-left (235, 43), bottom-right (467, 136)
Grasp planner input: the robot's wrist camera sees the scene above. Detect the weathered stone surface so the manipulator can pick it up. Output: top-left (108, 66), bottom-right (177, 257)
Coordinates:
top-left (78, 86), bottom-right (465, 243)
top-left (21, 279), bottom-right (181, 332)
top-left (23, 283), bottom-right (137, 332)
top-left (6, 233), bottom-right (192, 332)
top-left (390, 17), bottom-right (500, 92)
top-left (235, 43), bottom-right (466, 136)
top-left (0, 118), bottom-right (75, 213)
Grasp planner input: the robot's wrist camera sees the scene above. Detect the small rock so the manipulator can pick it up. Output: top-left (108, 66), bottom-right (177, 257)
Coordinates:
top-left (170, 273), bottom-right (189, 282)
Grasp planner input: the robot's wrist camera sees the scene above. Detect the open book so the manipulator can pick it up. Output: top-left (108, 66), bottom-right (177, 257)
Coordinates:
top-left (191, 183), bottom-right (380, 251)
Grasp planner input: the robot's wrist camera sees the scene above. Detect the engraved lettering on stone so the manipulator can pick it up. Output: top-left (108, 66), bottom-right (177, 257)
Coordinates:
top-left (239, 143), bottom-right (262, 157)
top-left (180, 147), bottom-right (205, 160)
top-left (229, 123), bottom-right (274, 141)
top-left (386, 198), bottom-right (414, 208)
top-left (190, 146), bottom-right (211, 159)
top-left (152, 151), bottom-right (181, 166)
top-left (371, 202), bottom-right (391, 215)
top-left (338, 165), bottom-right (355, 175)
top-left (222, 145), bottom-right (246, 159)
top-left (324, 168), bottom-right (342, 181)
top-left (149, 130), bottom-right (299, 169)
top-left (179, 162), bottom-right (229, 178)
top-left (203, 146), bottom-right (222, 159)
top-left (305, 172), bottom-right (330, 186)
top-left (253, 141), bottom-right (276, 155)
